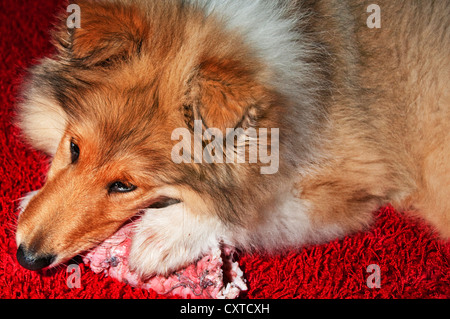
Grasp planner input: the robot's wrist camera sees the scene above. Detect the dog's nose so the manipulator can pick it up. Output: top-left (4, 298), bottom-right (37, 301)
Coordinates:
top-left (16, 245), bottom-right (56, 271)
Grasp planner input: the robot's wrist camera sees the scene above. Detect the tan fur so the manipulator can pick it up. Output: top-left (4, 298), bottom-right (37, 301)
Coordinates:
top-left (15, 0), bottom-right (450, 275)
top-left (298, 0), bottom-right (450, 238)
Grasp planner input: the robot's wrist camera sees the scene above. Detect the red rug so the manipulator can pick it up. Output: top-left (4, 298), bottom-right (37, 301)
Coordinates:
top-left (1, 0), bottom-right (449, 299)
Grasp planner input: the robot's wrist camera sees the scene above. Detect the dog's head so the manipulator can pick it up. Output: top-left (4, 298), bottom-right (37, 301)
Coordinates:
top-left (15, 0), bottom-right (284, 273)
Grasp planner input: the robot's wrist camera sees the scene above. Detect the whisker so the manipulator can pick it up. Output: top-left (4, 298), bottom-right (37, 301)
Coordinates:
top-left (5, 221), bottom-right (18, 233)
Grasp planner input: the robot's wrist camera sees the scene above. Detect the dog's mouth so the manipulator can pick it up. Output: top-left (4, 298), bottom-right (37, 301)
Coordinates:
top-left (81, 196), bottom-right (182, 264)
top-left (146, 197), bottom-right (181, 209)
top-left (81, 198), bottom-right (247, 299)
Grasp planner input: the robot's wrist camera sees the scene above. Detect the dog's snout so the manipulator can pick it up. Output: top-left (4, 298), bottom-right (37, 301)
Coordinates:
top-left (16, 245), bottom-right (56, 271)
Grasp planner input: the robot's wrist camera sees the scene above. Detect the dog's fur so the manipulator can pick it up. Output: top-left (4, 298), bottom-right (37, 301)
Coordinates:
top-left (16, 0), bottom-right (450, 277)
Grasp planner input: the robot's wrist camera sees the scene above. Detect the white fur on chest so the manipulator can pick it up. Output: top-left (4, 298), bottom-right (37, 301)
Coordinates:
top-left (225, 184), bottom-right (346, 251)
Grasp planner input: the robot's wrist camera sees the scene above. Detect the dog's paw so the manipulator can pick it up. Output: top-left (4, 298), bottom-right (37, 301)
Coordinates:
top-left (128, 203), bottom-right (222, 278)
top-left (17, 190), bottom-right (40, 216)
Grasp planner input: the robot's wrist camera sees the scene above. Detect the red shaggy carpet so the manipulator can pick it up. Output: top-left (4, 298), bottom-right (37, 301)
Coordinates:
top-left (0, 0), bottom-right (449, 299)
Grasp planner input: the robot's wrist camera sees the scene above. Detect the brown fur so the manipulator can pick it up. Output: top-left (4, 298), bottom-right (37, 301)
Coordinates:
top-left (298, 0), bottom-right (450, 237)
top-left (15, 0), bottom-right (450, 274)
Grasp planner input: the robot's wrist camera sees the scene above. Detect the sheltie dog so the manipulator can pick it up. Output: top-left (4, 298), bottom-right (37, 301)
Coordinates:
top-left (15, 0), bottom-right (449, 277)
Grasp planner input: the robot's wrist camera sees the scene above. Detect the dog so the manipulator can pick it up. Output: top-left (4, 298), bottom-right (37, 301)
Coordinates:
top-left (15, 0), bottom-right (450, 278)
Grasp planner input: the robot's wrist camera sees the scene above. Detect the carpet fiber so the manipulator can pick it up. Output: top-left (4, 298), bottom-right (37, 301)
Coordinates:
top-left (0, 0), bottom-right (449, 299)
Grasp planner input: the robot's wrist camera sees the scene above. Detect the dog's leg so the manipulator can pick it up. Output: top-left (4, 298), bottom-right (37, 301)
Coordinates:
top-left (129, 203), bottom-right (225, 277)
top-left (413, 134), bottom-right (450, 239)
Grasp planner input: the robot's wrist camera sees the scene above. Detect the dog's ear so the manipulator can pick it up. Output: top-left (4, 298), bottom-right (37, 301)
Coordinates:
top-left (52, 0), bottom-right (148, 68)
top-left (184, 57), bottom-right (271, 132)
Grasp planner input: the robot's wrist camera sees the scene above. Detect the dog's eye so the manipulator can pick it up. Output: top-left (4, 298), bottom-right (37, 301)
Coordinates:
top-left (70, 141), bottom-right (80, 164)
top-left (108, 181), bottom-right (137, 194)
